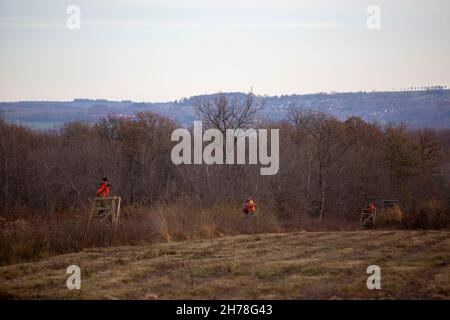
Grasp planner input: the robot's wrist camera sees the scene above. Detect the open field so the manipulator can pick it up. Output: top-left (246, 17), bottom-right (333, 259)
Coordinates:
top-left (0, 230), bottom-right (449, 299)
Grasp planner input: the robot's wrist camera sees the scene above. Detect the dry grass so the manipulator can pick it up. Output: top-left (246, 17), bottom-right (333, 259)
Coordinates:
top-left (0, 230), bottom-right (449, 299)
top-left (0, 202), bottom-right (285, 266)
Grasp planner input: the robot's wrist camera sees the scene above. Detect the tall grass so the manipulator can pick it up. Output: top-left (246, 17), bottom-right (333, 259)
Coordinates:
top-left (1, 199), bottom-right (446, 266)
top-left (406, 199), bottom-right (448, 229)
top-left (0, 201), bottom-right (283, 265)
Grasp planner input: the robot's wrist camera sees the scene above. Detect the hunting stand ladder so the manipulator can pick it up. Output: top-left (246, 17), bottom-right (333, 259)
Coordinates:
top-left (89, 196), bottom-right (121, 226)
top-left (360, 207), bottom-right (376, 229)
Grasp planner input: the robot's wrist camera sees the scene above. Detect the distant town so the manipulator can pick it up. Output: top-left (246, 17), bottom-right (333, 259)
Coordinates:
top-left (1, 87), bottom-right (449, 129)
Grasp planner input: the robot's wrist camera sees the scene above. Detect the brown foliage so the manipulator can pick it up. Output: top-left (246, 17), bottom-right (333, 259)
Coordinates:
top-left (0, 102), bottom-right (449, 264)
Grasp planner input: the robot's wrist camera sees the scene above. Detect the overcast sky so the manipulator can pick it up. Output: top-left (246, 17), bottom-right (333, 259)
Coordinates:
top-left (0, 0), bottom-right (449, 102)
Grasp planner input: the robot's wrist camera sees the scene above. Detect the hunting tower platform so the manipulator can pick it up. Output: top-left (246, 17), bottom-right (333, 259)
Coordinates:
top-left (89, 196), bottom-right (121, 225)
top-left (360, 207), bottom-right (376, 229)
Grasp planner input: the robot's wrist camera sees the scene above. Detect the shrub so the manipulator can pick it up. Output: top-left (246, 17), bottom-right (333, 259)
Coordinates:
top-left (409, 199), bottom-right (447, 229)
top-left (374, 205), bottom-right (403, 228)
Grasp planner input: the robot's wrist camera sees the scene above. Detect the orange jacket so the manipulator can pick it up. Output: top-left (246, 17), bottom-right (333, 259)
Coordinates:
top-left (97, 182), bottom-right (110, 197)
top-left (367, 203), bottom-right (376, 214)
top-left (247, 200), bottom-right (256, 212)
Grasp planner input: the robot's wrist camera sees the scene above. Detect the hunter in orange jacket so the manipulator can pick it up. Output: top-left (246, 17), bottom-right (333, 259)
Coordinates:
top-left (247, 199), bottom-right (257, 212)
top-left (243, 197), bottom-right (257, 215)
top-left (97, 177), bottom-right (111, 197)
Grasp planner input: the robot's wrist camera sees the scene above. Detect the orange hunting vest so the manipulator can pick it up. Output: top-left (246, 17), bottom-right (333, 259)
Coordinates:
top-left (97, 182), bottom-right (110, 197)
top-left (247, 200), bottom-right (256, 212)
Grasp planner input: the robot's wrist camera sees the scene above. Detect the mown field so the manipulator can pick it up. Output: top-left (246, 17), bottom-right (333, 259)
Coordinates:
top-left (0, 230), bottom-right (449, 299)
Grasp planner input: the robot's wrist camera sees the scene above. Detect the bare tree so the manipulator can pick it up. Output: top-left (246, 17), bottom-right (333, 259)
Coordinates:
top-left (288, 107), bottom-right (345, 221)
top-left (193, 93), bottom-right (265, 202)
top-left (196, 92), bottom-right (265, 134)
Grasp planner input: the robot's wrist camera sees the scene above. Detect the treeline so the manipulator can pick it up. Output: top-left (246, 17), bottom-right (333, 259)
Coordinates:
top-left (0, 100), bottom-right (449, 227)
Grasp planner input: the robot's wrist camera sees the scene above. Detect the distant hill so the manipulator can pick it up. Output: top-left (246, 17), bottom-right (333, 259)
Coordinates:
top-left (1, 89), bottom-right (449, 129)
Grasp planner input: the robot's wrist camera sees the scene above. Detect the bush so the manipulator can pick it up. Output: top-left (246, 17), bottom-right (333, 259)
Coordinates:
top-left (374, 205), bottom-right (403, 228)
top-left (408, 199), bottom-right (447, 229)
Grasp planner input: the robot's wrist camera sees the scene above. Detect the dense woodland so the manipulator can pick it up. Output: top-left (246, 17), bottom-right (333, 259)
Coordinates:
top-left (1, 94), bottom-right (449, 226)
top-left (1, 94), bottom-right (449, 264)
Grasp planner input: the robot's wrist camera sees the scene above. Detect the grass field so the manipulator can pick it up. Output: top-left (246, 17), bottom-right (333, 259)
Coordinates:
top-left (0, 230), bottom-right (449, 299)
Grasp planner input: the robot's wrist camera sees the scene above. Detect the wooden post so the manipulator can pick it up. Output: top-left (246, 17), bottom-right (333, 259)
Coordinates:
top-left (111, 197), bottom-right (116, 223)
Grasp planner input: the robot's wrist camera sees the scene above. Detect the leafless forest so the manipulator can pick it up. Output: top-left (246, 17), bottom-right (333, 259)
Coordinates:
top-left (0, 94), bottom-right (449, 265)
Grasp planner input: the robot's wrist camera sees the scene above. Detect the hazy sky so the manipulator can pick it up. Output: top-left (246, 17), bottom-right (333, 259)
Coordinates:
top-left (0, 0), bottom-right (449, 102)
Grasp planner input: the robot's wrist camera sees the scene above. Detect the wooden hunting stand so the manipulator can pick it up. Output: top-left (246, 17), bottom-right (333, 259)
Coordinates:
top-left (360, 207), bottom-right (376, 229)
top-left (359, 199), bottom-right (400, 229)
top-left (89, 196), bottom-right (121, 226)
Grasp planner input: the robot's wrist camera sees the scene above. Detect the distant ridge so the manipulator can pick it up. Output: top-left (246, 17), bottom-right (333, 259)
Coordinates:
top-left (1, 89), bottom-right (449, 129)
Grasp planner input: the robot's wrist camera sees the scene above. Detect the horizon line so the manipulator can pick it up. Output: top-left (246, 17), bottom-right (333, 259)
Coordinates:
top-left (1, 86), bottom-right (449, 104)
